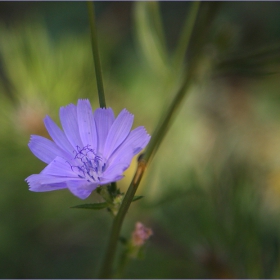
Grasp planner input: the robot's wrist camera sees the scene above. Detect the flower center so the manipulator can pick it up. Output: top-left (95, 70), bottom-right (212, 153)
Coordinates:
top-left (71, 145), bottom-right (106, 182)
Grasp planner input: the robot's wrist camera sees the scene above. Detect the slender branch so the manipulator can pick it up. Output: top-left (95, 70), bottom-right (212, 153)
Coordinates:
top-left (149, 1), bottom-right (167, 59)
top-left (97, 2), bottom-right (221, 278)
top-left (98, 4), bottom-right (201, 279)
top-left (87, 1), bottom-right (106, 108)
top-left (98, 65), bottom-right (196, 278)
top-left (173, 1), bottom-right (201, 71)
top-left (143, 65), bottom-right (196, 165)
top-left (144, 1), bottom-right (201, 164)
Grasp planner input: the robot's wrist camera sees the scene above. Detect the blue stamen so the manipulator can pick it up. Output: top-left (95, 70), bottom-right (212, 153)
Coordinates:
top-left (70, 145), bottom-right (107, 182)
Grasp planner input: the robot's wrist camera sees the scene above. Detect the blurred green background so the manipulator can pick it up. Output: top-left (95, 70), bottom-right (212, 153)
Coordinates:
top-left (1, 1), bottom-right (280, 278)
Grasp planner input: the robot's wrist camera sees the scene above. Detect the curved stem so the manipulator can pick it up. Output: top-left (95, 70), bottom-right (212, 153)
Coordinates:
top-left (87, 1), bottom-right (106, 108)
top-left (98, 11), bottom-right (200, 280)
top-left (98, 65), bottom-right (196, 278)
top-left (98, 1), bottom-right (209, 278)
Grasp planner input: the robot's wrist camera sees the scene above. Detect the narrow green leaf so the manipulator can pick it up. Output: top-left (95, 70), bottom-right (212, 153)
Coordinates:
top-left (132, 195), bottom-right (144, 202)
top-left (214, 42), bottom-right (280, 78)
top-left (71, 202), bottom-right (108, 210)
top-left (134, 2), bottom-right (169, 75)
top-left (173, 1), bottom-right (201, 70)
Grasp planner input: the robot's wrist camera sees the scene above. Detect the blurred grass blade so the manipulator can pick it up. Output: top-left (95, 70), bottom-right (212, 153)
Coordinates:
top-left (218, 43), bottom-right (280, 65)
top-left (0, 21), bottom-right (98, 118)
top-left (134, 1), bottom-right (169, 75)
top-left (215, 42), bottom-right (280, 78)
top-left (173, 1), bottom-right (201, 71)
top-left (71, 202), bottom-right (108, 210)
top-left (149, 2), bottom-right (167, 57)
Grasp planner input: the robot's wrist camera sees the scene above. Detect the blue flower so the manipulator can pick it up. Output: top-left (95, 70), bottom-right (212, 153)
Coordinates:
top-left (25, 99), bottom-right (150, 199)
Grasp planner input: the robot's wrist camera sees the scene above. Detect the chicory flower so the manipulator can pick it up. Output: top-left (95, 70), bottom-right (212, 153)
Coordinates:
top-left (25, 99), bottom-right (150, 199)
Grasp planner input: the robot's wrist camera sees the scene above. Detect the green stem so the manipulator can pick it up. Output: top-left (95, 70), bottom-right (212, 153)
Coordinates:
top-left (144, 2), bottom-right (222, 164)
top-left (99, 64), bottom-right (197, 278)
top-left (99, 74), bottom-right (193, 277)
top-left (173, 1), bottom-right (201, 71)
top-left (98, 64), bottom-right (197, 278)
top-left (98, 5), bottom-right (201, 279)
top-left (98, 160), bottom-right (146, 278)
top-left (114, 248), bottom-right (130, 278)
top-left (149, 1), bottom-right (167, 59)
top-left (144, 2), bottom-right (201, 164)
top-left (97, 1), bottom-right (222, 278)
top-left (87, 1), bottom-right (106, 108)
top-left (143, 64), bottom-right (196, 164)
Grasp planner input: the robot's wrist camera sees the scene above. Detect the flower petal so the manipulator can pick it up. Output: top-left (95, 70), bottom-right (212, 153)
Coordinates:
top-left (99, 174), bottom-right (124, 185)
top-left (28, 135), bottom-right (70, 164)
top-left (59, 103), bottom-right (83, 149)
top-left (67, 180), bottom-right (98, 199)
top-left (94, 107), bottom-right (114, 155)
top-left (103, 109), bottom-right (134, 159)
top-left (44, 115), bottom-right (75, 155)
top-left (101, 162), bottom-right (129, 182)
top-left (108, 126), bottom-right (150, 166)
top-left (77, 99), bottom-right (97, 149)
top-left (128, 126), bottom-right (151, 155)
top-left (26, 174), bottom-right (71, 191)
top-left (41, 157), bottom-right (77, 177)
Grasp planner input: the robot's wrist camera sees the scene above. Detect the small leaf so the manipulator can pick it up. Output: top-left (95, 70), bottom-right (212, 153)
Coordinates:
top-left (71, 202), bottom-right (108, 210)
top-left (132, 195), bottom-right (144, 202)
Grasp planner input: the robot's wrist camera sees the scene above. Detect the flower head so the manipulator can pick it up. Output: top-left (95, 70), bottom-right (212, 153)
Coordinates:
top-left (25, 99), bottom-right (150, 199)
top-left (131, 222), bottom-right (153, 247)
top-left (126, 222), bottom-right (153, 259)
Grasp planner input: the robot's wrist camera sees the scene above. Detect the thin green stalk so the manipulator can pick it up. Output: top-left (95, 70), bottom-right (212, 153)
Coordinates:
top-left (99, 68), bottom-right (198, 276)
top-left (98, 4), bottom-right (202, 278)
top-left (98, 4), bottom-right (222, 279)
top-left (98, 63), bottom-right (197, 278)
top-left (149, 1), bottom-right (167, 58)
top-left (87, 1), bottom-right (106, 108)
top-left (143, 65), bottom-right (196, 165)
top-left (114, 250), bottom-right (130, 278)
top-left (173, 1), bottom-right (200, 71)
top-left (98, 160), bottom-right (146, 278)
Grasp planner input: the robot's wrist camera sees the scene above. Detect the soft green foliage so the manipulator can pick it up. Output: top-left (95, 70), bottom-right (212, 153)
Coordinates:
top-left (0, 20), bottom-right (97, 125)
top-left (1, 1), bottom-right (280, 278)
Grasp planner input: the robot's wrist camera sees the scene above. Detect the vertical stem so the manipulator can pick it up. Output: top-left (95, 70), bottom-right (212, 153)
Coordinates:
top-left (98, 1), bottom-right (222, 279)
top-left (173, 1), bottom-right (201, 70)
top-left (98, 4), bottom-right (202, 278)
top-left (149, 1), bottom-right (167, 58)
top-left (98, 160), bottom-right (147, 279)
top-left (143, 2), bottom-right (201, 164)
top-left (99, 59), bottom-right (196, 277)
top-left (87, 1), bottom-right (106, 108)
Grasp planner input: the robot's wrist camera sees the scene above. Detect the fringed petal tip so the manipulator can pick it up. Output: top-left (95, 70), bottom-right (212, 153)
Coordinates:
top-left (103, 108), bottom-right (134, 158)
top-left (25, 174), bottom-right (68, 192)
top-left (67, 180), bottom-right (99, 199)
